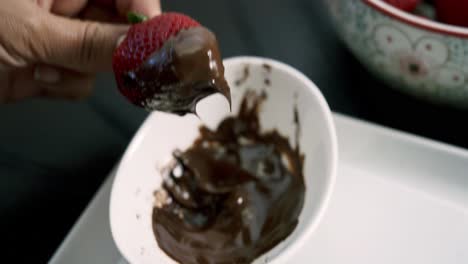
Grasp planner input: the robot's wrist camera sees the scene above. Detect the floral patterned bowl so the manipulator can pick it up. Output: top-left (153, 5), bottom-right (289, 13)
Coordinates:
top-left (327, 0), bottom-right (468, 107)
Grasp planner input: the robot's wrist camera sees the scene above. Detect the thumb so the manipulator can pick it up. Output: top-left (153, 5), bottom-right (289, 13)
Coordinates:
top-left (36, 13), bottom-right (128, 73)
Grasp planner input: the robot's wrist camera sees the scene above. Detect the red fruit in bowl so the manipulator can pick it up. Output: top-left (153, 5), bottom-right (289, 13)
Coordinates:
top-left (435, 0), bottom-right (468, 27)
top-left (384, 0), bottom-right (421, 12)
top-left (112, 12), bottom-right (201, 107)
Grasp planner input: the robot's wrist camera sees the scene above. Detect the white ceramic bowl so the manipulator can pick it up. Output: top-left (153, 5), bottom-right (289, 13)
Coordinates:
top-left (109, 56), bottom-right (338, 263)
top-left (327, 0), bottom-right (468, 107)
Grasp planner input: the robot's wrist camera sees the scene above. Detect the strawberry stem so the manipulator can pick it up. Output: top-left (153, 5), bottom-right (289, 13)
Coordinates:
top-left (127, 12), bottom-right (148, 24)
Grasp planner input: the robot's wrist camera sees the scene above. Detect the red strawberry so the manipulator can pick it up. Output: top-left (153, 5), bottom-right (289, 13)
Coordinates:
top-left (435, 0), bottom-right (468, 27)
top-left (384, 0), bottom-right (421, 12)
top-left (112, 12), bottom-right (200, 106)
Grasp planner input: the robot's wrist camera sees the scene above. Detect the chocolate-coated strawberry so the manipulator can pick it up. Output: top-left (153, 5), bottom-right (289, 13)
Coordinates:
top-left (112, 12), bottom-right (230, 115)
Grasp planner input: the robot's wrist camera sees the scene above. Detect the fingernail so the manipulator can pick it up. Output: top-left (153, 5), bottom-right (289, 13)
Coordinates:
top-left (116, 35), bottom-right (126, 48)
top-left (34, 66), bottom-right (61, 83)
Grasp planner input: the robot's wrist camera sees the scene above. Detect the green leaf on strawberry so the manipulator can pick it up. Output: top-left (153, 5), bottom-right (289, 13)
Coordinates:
top-left (127, 12), bottom-right (148, 24)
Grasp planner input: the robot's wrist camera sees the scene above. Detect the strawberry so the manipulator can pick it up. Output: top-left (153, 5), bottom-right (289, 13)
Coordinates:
top-left (435, 0), bottom-right (468, 27)
top-left (384, 0), bottom-right (421, 12)
top-left (112, 12), bottom-right (201, 107)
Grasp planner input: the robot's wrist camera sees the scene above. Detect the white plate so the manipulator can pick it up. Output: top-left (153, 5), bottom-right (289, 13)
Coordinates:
top-left (109, 56), bottom-right (338, 264)
top-left (51, 114), bottom-right (468, 264)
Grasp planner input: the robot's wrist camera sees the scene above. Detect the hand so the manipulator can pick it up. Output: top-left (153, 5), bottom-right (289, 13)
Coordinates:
top-left (0, 0), bottom-right (161, 103)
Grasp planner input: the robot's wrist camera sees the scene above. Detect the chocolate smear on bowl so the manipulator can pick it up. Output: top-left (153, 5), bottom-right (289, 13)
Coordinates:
top-left (152, 91), bottom-right (306, 264)
top-left (234, 65), bottom-right (250, 87)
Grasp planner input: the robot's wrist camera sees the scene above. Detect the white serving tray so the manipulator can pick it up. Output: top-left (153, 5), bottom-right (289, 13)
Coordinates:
top-left (49, 113), bottom-right (468, 264)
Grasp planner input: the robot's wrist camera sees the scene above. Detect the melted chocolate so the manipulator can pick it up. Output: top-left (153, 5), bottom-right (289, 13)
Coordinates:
top-left (123, 27), bottom-right (231, 115)
top-left (234, 65), bottom-right (250, 87)
top-left (153, 91), bottom-right (305, 264)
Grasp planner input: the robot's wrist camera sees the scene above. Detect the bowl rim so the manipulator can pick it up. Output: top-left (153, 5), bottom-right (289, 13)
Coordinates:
top-left (364, 0), bottom-right (468, 38)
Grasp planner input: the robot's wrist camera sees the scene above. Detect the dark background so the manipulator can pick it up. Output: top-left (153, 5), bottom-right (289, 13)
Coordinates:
top-left (2, 0), bottom-right (467, 262)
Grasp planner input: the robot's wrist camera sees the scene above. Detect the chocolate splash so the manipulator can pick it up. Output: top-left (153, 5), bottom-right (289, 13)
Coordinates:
top-left (123, 26), bottom-right (231, 115)
top-left (152, 91), bottom-right (305, 264)
top-left (234, 65), bottom-right (250, 87)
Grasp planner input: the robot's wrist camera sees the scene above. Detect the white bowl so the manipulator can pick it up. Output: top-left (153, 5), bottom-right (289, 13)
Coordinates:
top-left (109, 56), bottom-right (338, 263)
